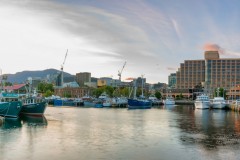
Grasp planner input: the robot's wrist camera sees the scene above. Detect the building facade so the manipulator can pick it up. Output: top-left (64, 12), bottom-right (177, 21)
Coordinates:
top-left (54, 87), bottom-right (91, 98)
top-left (168, 73), bottom-right (176, 88)
top-left (176, 51), bottom-right (240, 98)
top-left (76, 72), bottom-right (91, 86)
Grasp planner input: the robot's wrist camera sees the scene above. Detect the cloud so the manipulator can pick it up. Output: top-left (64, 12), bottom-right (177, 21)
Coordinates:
top-left (203, 43), bottom-right (240, 57)
top-left (0, 1), bottom-right (153, 72)
top-left (167, 67), bottom-right (176, 71)
top-left (203, 43), bottom-right (221, 51)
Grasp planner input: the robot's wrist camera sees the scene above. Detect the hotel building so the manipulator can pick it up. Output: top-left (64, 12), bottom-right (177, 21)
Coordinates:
top-left (175, 51), bottom-right (240, 98)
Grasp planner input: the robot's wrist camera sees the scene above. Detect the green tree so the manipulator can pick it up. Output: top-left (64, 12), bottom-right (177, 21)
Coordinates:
top-left (120, 87), bottom-right (130, 97)
top-left (155, 91), bottom-right (162, 99)
top-left (179, 93), bottom-right (183, 99)
top-left (92, 86), bottom-right (115, 98)
top-left (37, 82), bottom-right (54, 97)
top-left (44, 90), bottom-right (53, 97)
top-left (214, 88), bottom-right (226, 98)
top-left (175, 95), bottom-right (180, 100)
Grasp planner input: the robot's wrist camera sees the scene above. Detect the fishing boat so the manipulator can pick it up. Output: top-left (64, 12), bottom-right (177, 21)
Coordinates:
top-left (128, 76), bottom-right (151, 109)
top-left (128, 97), bottom-right (151, 109)
top-left (194, 94), bottom-right (210, 109)
top-left (21, 97), bottom-right (47, 116)
top-left (20, 79), bottom-right (47, 116)
top-left (0, 93), bottom-right (22, 118)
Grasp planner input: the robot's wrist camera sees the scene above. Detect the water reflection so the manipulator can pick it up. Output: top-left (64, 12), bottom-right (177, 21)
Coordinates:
top-left (0, 118), bottom-right (22, 129)
top-left (174, 106), bottom-right (240, 150)
top-left (21, 115), bottom-right (48, 126)
top-left (163, 104), bottom-right (177, 110)
top-left (0, 115), bottom-right (48, 129)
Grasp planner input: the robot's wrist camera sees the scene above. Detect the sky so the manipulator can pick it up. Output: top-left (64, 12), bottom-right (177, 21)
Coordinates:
top-left (0, 0), bottom-right (240, 83)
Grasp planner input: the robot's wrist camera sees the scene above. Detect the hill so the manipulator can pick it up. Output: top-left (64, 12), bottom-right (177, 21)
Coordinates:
top-left (2, 69), bottom-right (74, 83)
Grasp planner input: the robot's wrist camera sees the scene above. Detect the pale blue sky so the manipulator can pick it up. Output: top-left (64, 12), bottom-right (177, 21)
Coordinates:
top-left (0, 0), bottom-right (239, 83)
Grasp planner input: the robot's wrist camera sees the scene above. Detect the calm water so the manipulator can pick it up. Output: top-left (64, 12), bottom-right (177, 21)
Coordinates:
top-left (1, 105), bottom-right (240, 160)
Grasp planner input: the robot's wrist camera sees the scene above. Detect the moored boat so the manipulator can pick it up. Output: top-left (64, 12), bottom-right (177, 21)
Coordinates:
top-left (128, 98), bottom-right (151, 109)
top-left (211, 97), bottom-right (227, 109)
top-left (21, 97), bottom-right (47, 116)
top-left (127, 76), bottom-right (151, 109)
top-left (84, 99), bottom-right (103, 108)
top-left (163, 96), bottom-right (175, 105)
top-left (111, 97), bottom-right (128, 107)
top-left (148, 95), bottom-right (162, 106)
top-left (20, 81), bottom-right (47, 116)
top-left (0, 93), bottom-right (22, 118)
top-left (194, 94), bottom-right (210, 109)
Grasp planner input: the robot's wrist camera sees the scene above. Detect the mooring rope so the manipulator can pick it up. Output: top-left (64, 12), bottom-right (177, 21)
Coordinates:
top-left (4, 103), bottom-right (11, 118)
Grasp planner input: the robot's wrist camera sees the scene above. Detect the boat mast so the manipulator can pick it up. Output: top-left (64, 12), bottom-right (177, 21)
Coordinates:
top-left (141, 74), bottom-right (144, 97)
top-left (133, 79), bottom-right (137, 99)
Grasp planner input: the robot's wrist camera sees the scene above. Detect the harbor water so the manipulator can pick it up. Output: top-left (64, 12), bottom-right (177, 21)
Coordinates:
top-left (1, 105), bottom-right (240, 160)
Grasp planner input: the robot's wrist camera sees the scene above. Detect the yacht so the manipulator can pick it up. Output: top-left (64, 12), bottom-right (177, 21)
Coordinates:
top-left (194, 94), bottom-right (210, 109)
top-left (163, 96), bottom-right (175, 105)
top-left (212, 97), bottom-right (227, 109)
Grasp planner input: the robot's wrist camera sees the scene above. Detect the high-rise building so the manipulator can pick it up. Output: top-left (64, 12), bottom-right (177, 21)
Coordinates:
top-left (176, 51), bottom-right (240, 91)
top-left (168, 73), bottom-right (176, 88)
top-left (75, 72), bottom-right (91, 86)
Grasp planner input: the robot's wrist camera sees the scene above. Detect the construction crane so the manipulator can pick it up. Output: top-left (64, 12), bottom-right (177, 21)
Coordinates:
top-left (118, 61), bottom-right (126, 81)
top-left (61, 49), bottom-right (68, 87)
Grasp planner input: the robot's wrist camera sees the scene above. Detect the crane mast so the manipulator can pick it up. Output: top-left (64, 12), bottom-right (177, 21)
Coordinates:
top-left (118, 61), bottom-right (126, 81)
top-left (61, 49), bottom-right (68, 87)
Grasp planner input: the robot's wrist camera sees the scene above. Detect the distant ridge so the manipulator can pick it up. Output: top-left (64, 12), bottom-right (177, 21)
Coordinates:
top-left (2, 68), bottom-right (74, 83)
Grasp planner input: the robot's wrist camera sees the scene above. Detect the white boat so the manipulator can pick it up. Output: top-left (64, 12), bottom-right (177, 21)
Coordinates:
top-left (111, 97), bottom-right (128, 107)
top-left (194, 94), bottom-right (210, 109)
top-left (102, 98), bottom-right (112, 107)
top-left (163, 96), bottom-right (175, 105)
top-left (148, 95), bottom-right (162, 105)
top-left (99, 92), bottom-right (108, 100)
top-left (212, 97), bottom-right (227, 109)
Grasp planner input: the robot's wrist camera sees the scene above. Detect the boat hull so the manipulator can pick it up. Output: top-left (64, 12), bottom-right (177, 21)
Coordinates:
top-left (84, 101), bottom-right (103, 108)
top-left (128, 99), bottom-right (151, 109)
top-left (163, 100), bottom-right (175, 105)
top-left (20, 102), bottom-right (47, 116)
top-left (195, 101), bottom-right (210, 109)
top-left (0, 101), bottom-right (22, 118)
top-left (212, 103), bottom-right (226, 109)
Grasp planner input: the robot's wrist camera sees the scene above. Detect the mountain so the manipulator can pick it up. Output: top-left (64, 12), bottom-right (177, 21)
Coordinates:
top-left (2, 69), bottom-right (74, 83)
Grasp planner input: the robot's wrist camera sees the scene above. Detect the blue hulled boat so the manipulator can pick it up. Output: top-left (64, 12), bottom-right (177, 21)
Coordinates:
top-left (127, 76), bottom-right (151, 109)
top-left (128, 98), bottom-right (151, 109)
